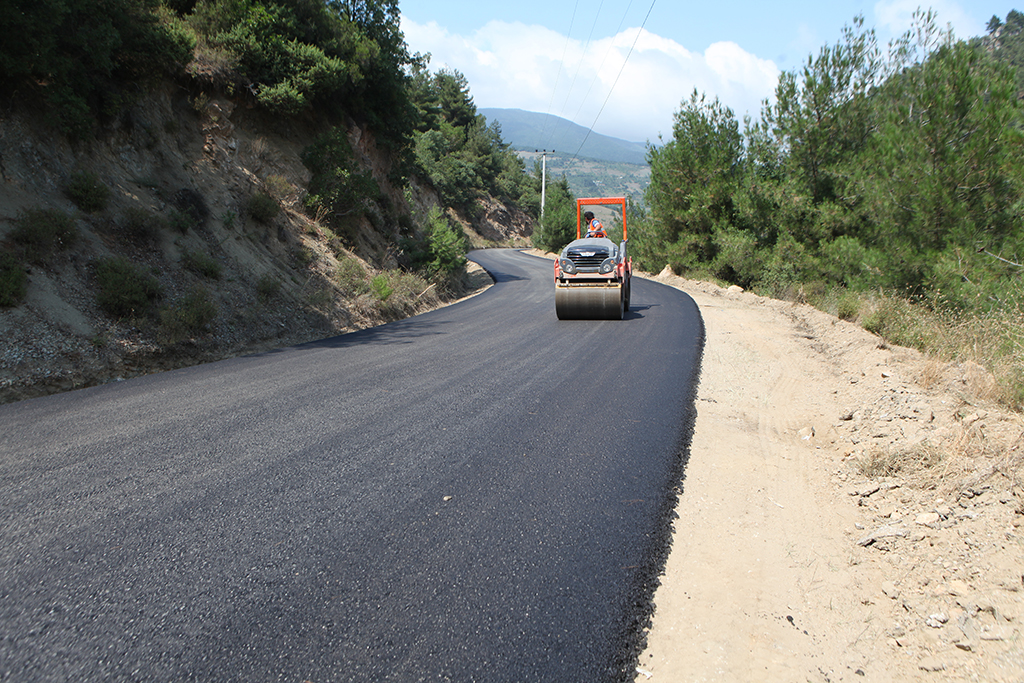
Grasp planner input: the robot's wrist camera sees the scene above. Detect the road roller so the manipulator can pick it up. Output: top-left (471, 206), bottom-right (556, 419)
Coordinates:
top-left (554, 196), bottom-right (632, 320)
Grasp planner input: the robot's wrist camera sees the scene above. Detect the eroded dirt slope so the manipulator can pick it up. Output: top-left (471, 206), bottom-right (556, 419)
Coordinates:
top-left (0, 86), bottom-right (524, 404)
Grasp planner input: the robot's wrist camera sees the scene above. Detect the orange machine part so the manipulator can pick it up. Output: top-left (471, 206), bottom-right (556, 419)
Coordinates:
top-left (575, 197), bottom-right (627, 240)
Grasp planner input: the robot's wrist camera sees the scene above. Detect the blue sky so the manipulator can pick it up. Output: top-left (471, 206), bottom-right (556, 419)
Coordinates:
top-left (399, 1), bottom-right (1015, 143)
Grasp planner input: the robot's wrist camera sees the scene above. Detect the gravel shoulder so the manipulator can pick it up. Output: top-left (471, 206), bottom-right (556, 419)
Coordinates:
top-left (636, 270), bottom-right (1024, 683)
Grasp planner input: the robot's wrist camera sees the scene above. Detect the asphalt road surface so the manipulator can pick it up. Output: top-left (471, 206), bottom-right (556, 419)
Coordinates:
top-left (0, 249), bottom-right (704, 682)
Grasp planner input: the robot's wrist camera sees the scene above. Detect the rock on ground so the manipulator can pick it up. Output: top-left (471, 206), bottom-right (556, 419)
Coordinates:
top-left (636, 274), bottom-right (1024, 683)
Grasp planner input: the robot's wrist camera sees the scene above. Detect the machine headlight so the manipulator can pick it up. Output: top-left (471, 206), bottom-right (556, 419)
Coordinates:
top-left (560, 258), bottom-right (577, 274)
top-left (599, 258), bottom-right (615, 274)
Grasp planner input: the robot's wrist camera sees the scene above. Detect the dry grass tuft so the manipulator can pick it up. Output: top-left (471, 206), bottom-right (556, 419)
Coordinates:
top-left (870, 410), bottom-right (1024, 496)
top-left (916, 358), bottom-right (946, 391)
top-left (857, 443), bottom-right (945, 480)
top-left (841, 292), bottom-right (1024, 410)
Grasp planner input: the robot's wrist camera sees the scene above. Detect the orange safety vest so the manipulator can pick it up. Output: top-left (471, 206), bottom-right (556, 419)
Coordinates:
top-left (588, 219), bottom-right (606, 238)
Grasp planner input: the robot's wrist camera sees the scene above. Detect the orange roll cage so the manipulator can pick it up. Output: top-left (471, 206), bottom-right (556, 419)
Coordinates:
top-left (576, 196), bottom-right (628, 240)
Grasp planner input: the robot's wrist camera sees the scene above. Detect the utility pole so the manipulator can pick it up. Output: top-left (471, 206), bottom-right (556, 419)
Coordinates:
top-left (540, 150), bottom-right (548, 222)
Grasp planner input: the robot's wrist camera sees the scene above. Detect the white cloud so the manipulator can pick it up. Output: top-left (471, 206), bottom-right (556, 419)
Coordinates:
top-left (401, 18), bottom-right (779, 143)
top-left (873, 0), bottom-right (983, 41)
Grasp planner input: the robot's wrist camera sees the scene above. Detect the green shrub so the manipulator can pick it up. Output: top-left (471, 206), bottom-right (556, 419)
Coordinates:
top-left (836, 291), bottom-right (860, 321)
top-left (11, 209), bottom-right (78, 264)
top-left (424, 207), bottom-right (467, 277)
top-left (859, 297), bottom-right (935, 349)
top-left (334, 255), bottom-right (369, 295)
top-left (171, 188), bottom-right (210, 229)
top-left (182, 249), bottom-right (222, 279)
top-left (377, 270), bottom-right (434, 319)
top-left (302, 128), bottom-right (379, 223)
top-left (0, 251), bottom-right (28, 307)
top-left (159, 286), bottom-right (217, 342)
top-left (371, 274), bottom-right (393, 302)
top-left (0, 0), bottom-right (194, 137)
top-left (189, 1), bottom-right (372, 116)
top-left (121, 206), bottom-right (163, 245)
top-left (256, 275), bottom-right (280, 303)
top-left (248, 193), bottom-right (279, 223)
top-left (321, 226), bottom-right (345, 257)
top-left (191, 91), bottom-right (210, 114)
top-left (95, 257), bottom-right (162, 318)
top-left (67, 171), bottom-right (110, 212)
top-left (167, 208), bottom-right (193, 233)
top-left (294, 245), bottom-right (316, 266)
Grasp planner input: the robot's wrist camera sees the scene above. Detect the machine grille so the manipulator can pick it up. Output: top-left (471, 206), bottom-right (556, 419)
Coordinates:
top-left (565, 247), bottom-right (609, 269)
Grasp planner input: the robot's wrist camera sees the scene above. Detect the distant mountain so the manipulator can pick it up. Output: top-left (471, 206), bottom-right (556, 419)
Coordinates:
top-left (479, 108), bottom-right (649, 166)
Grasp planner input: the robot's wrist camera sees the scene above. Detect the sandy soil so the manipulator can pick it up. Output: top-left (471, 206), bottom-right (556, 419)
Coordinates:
top-left (635, 270), bottom-right (1024, 683)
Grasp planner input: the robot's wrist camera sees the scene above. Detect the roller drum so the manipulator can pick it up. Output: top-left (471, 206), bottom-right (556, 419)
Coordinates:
top-left (555, 284), bottom-right (623, 320)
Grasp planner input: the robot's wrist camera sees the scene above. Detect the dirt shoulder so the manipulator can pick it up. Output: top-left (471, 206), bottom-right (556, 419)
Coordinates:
top-left (636, 270), bottom-right (1024, 683)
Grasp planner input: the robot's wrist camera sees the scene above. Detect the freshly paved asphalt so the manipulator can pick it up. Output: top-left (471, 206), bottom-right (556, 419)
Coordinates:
top-left (0, 249), bottom-right (704, 682)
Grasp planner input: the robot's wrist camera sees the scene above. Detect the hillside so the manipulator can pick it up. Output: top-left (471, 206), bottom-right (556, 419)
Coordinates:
top-left (517, 150), bottom-right (650, 206)
top-left (480, 108), bottom-right (651, 203)
top-left (480, 108), bottom-right (651, 202)
top-left (0, 0), bottom-right (548, 404)
top-left (0, 85), bottom-right (522, 403)
top-left (479, 108), bottom-right (649, 165)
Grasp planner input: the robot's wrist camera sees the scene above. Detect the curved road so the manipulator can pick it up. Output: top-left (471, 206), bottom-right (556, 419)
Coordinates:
top-left (0, 250), bottom-right (704, 682)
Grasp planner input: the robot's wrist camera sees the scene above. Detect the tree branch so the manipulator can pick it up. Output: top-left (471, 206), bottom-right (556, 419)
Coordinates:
top-left (978, 247), bottom-right (1024, 268)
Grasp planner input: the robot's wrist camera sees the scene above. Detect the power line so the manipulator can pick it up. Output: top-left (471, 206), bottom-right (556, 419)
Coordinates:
top-left (539, 0), bottom-right (581, 148)
top-left (565, 0), bottom-right (656, 170)
top-left (566, 0), bottom-right (635, 132)
top-left (551, 0), bottom-right (605, 127)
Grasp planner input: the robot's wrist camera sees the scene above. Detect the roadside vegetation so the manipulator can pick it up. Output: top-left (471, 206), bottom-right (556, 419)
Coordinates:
top-left (0, 0), bottom-right (546, 359)
top-left (8, 1), bottom-right (1019, 415)
top-left (632, 10), bottom-right (1024, 408)
top-left (527, 176), bottom-right (578, 253)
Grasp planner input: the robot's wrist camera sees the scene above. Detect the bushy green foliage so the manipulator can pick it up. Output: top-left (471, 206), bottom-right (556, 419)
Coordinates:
top-left (370, 273), bottom-right (393, 301)
top-left (530, 176), bottom-right (577, 253)
top-left (643, 90), bottom-right (742, 272)
top-left (256, 274), bottom-right (281, 302)
top-left (0, 0), bottom-right (195, 137)
top-left (248, 192), bottom-right (280, 223)
top-left (639, 11), bottom-right (1024, 315)
top-left (185, 0), bottom-right (412, 130)
top-left (986, 10), bottom-right (1024, 93)
top-left (0, 0), bottom-right (416, 142)
top-left (159, 285), bottom-right (217, 342)
top-left (403, 206), bottom-right (467, 277)
top-left (302, 127), bottom-right (379, 224)
top-left (182, 249), bottom-right (222, 279)
top-left (374, 270), bottom-right (433, 319)
top-left (635, 10), bottom-right (1024, 405)
top-left (168, 209), bottom-right (195, 233)
top-left (333, 254), bottom-right (370, 295)
top-left (95, 257), bottom-right (162, 317)
top-left (264, 175), bottom-right (292, 200)
top-left (11, 209), bottom-right (79, 264)
top-left (0, 252), bottom-right (29, 308)
top-left (410, 65), bottom-right (532, 212)
top-left (121, 206), bottom-right (164, 245)
top-left (423, 207), bottom-right (467, 276)
top-left (67, 171), bottom-right (110, 212)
